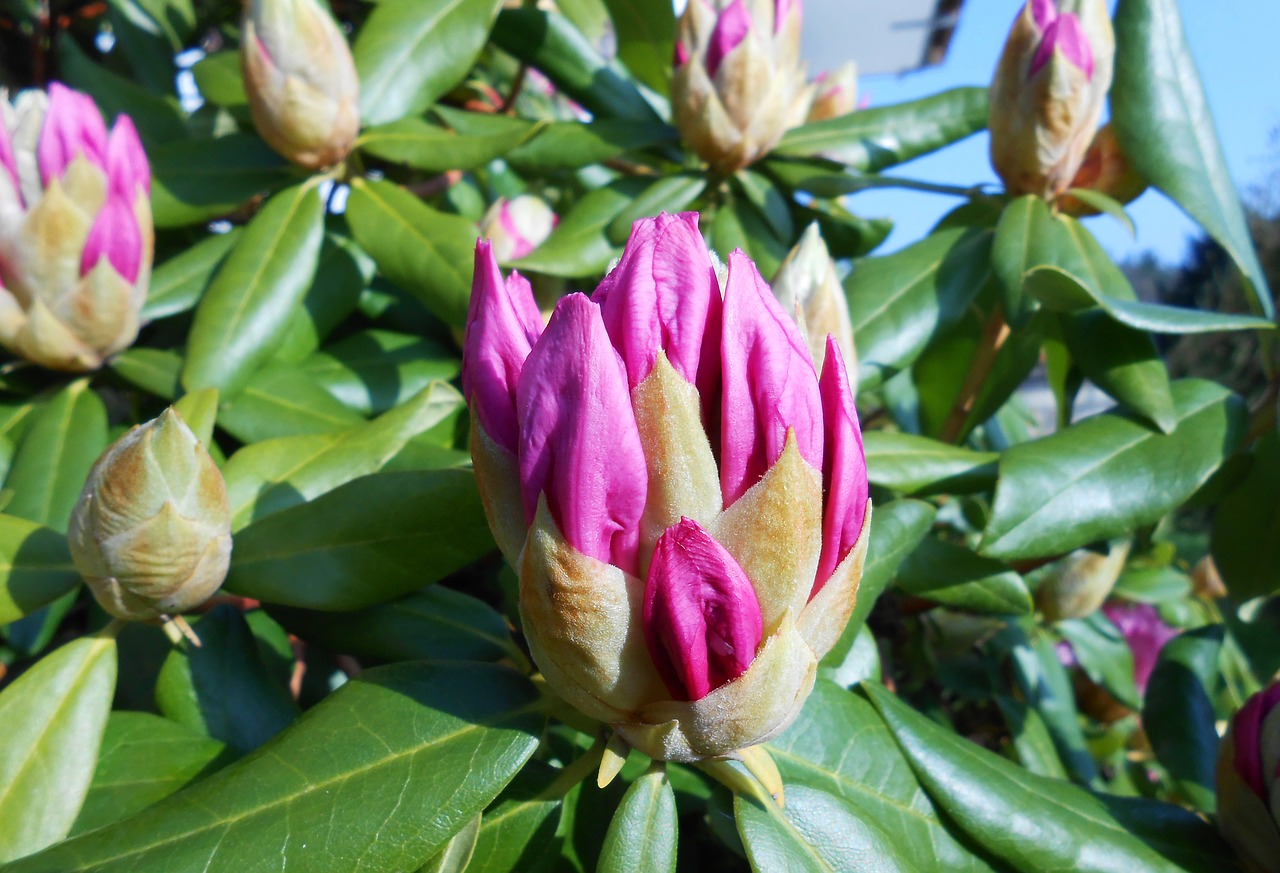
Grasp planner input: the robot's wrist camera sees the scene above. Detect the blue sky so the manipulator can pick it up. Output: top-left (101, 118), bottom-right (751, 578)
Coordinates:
top-left (817, 0), bottom-right (1280, 266)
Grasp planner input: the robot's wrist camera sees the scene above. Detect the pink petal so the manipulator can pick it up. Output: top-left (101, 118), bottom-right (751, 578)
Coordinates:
top-left (461, 241), bottom-right (543, 453)
top-left (80, 191), bottom-right (142, 283)
top-left (0, 121), bottom-right (19, 205)
top-left (1031, 13), bottom-right (1094, 80)
top-left (774, 0), bottom-right (797, 32)
top-left (643, 517), bottom-right (763, 700)
top-left (705, 0), bottom-right (753, 79)
top-left (674, 41), bottom-right (691, 67)
top-left (517, 293), bottom-right (647, 574)
top-left (497, 201), bottom-right (532, 260)
top-left (594, 213), bottom-right (721, 398)
top-left (38, 83), bottom-right (108, 185)
top-left (1030, 0), bottom-right (1057, 30)
top-left (719, 249), bottom-right (823, 506)
top-left (1101, 601), bottom-right (1177, 694)
top-left (813, 336), bottom-right (868, 596)
top-left (1232, 682), bottom-right (1280, 800)
top-left (106, 114), bottom-right (150, 198)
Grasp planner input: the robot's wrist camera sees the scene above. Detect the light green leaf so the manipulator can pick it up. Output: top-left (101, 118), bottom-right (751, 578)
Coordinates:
top-left (358, 117), bottom-right (531, 172)
top-left (110, 348), bottom-right (183, 400)
top-left (897, 537), bottom-right (1032, 616)
top-left (863, 431), bottom-right (997, 495)
top-left (604, 0), bottom-right (673, 94)
top-left (216, 365), bottom-right (365, 444)
top-left (143, 229), bottom-right (241, 321)
top-left (506, 119), bottom-right (678, 171)
top-left (300, 330), bottom-right (460, 417)
top-left (417, 813), bottom-right (480, 873)
top-left (599, 765), bottom-right (677, 873)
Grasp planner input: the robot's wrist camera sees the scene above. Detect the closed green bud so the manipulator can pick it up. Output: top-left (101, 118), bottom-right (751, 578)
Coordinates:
top-left (68, 408), bottom-right (231, 622)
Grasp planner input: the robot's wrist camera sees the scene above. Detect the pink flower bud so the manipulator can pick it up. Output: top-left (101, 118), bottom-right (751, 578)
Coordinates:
top-left (643, 516), bottom-right (763, 700)
top-left (37, 83), bottom-right (108, 185)
top-left (478, 195), bottom-right (558, 263)
top-left (814, 337), bottom-right (867, 595)
top-left (1218, 681), bottom-right (1280, 870)
top-left (705, 0), bottom-right (753, 79)
top-left (1100, 601), bottom-right (1176, 694)
top-left (1030, 11), bottom-right (1094, 79)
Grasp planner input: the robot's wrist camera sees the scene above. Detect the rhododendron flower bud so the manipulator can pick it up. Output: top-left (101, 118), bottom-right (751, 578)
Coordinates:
top-left (672, 0), bottom-right (813, 174)
top-left (465, 212), bottom-right (870, 761)
top-left (806, 61), bottom-right (858, 123)
top-left (241, 0), bottom-right (359, 169)
top-left (771, 223), bottom-right (856, 384)
top-left (479, 195), bottom-right (559, 263)
top-left (1035, 539), bottom-right (1129, 622)
top-left (68, 409), bottom-right (232, 623)
top-left (989, 0), bottom-right (1114, 199)
top-left (0, 84), bottom-right (152, 371)
top-left (1217, 681), bottom-right (1280, 872)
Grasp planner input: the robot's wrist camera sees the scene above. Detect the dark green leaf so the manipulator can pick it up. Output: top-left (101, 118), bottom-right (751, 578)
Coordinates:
top-left (417, 813), bottom-right (480, 873)
top-left (994, 694), bottom-right (1068, 780)
top-left (898, 537), bottom-right (1032, 615)
top-left (606, 174), bottom-right (708, 244)
top-left (217, 365), bottom-right (364, 444)
top-left (0, 517), bottom-right (80, 625)
top-left (1144, 625), bottom-right (1222, 813)
top-left (300, 330), bottom-right (461, 417)
top-left (1059, 310), bottom-right (1176, 432)
top-left (604, 0), bottom-right (673, 94)
top-left (1211, 431), bottom-right (1280, 601)
top-left (466, 766), bottom-right (562, 873)
top-left (599, 765), bottom-right (677, 873)
top-left (1056, 613), bottom-right (1141, 710)
top-left (359, 117), bottom-right (531, 172)
top-left (863, 431), bottom-right (998, 495)
top-left (59, 38), bottom-right (186, 144)
top-left (143, 229), bottom-right (242, 321)
top-left (513, 178), bottom-right (650, 277)
top-left (507, 119), bottom-right (679, 171)
top-left (149, 135), bottom-right (292, 228)
top-left (8, 662), bottom-right (542, 873)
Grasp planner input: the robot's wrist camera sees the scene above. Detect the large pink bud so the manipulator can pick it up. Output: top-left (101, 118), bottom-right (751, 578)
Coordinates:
top-left (1217, 681), bottom-right (1280, 872)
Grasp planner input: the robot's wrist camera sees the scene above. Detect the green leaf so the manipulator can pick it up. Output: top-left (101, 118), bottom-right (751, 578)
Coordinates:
top-left (358, 117), bottom-right (531, 172)
top-left (776, 88), bottom-right (988, 172)
top-left (417, 813), bottom-right (480, 873)
top-left (736, 784), bottom-right (916, 873)
top-left (266, 585), bottom-right (518, 664)
top-left (225, 470), bottom-right (493, 610)
top-left (766, 681), bottom-right (993, 872)
top-left (604, 0), bottom-right (673, 95)
top-left (512, 178), bottom-right (650, 277)
top-left (897, 537), bottom-right (1032, 616)
top-left (300, 330), bottom-right (461, 417)
top-left (0, 632), bottom-right (117, 863)
top-left (820, 624), bottom-right (881, 689)
top-left (980, 380), bottom-right (1247, 561)
top-left (1112, 566), bottom-right (1192, 603)
top-left (994, 694), bottom-right (1068, 780)
top-left (507, 119), bottom-right (678, 171)
top-left (190, 49), bottom-right (246, 109)
top-left (217, 366), bottom-right (364, 444)
top-left (599, 765), bottom-right (677, 873)
top-left (863, 431), bottom-right (998, 495)
top-left (183, 184), bottom-right (325, 395)
top-left (149, 134), bottom-right (292, 228)
top-left (1056, 613), bottom-right (1141, 710)
top-left (1112, 0), bottom-right (1273, 318)
top-left (862, 681), bottom-right (1220, 873)
top-left (224, 383), bottom-right (461, 530)
top-left (345, 178), bottom-right (477, 328)
top-left (1059, 310), bottom-right (1176, 433)
top-left (606, 174), bottom-right (708, 245)
top-left (142, 229), bottom-right (242, 321)
top-left (110, 348), bottom-right (183, 400)
top-left (71, 712), bottom-right (229, 836)
top-left (155, 606), bottom-right (299, 755)
top-left (8, 662), bottom-right (542, 873)
top-left (847, 226), bottom-right (994, 389)
top-left (273, 233), bottom-right (373, 364)
top-left (1211, 431), bottom-right (1280, 601)
top-left (355, 0), bottom-right (505, 126)
top-left (466, 766), bottom-right (563, 873)
top-left (173, 388), bottom-right (219, 447)
top-left (1144, 625), bottom-right (1222, 813)
top-left (492, 8), bottom-right (664, 123)
top-left (58, 38), bottom-right (186, 144)
top-left (0, 517), bottom-right (81, 625)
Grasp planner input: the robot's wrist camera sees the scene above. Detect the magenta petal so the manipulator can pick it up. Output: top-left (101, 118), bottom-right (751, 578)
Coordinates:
top-left (517, 293), bottom-right (647, 574)
top-left (38, 83), bottom-right (108, 185)
top-left (643, 517), bottom-right (763, 700)
top-left (773, 0), bottom-right (796, 31)
top-left (497, 201), bottom-right (536, 260)
top-left (1031, 13), bottom-right (1094, 79)
top-left (719, 250), bottom-right (823, 506)
top-left (80, 192), bottom-right (142, 283)
top-left (462, 241), bottom-right (543, 453)
top-left (1030, 0), bottom-right (1057, 30)
top-left (106, 114), bottom-right (150, 198)
top-left (595, 213), bottom-right (720, 394)
top-left (1232, 682), bottom-right (1280, 800)
top-left (813, 337), bottom-right (868, 596)
top-left (674, 41), bottom-right (691, 67)
top-left (705, 0), bottom-right (753, 79)
top-left (1101, 601), bottom-right (1177, 695)
top-left (0, 121), bottom-right (19, 203)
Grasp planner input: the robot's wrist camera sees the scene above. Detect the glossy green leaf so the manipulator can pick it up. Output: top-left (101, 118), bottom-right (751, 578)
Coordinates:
top-left (820, 624), bottom-right (881, 689)
top-left (301, 330), bottom-right (461, 417)
top-left (217, 366), bottom-right (365, 444)
top-left (149, 135), bottom-right (292, 228)
top-left (710, 193), bottom-right (789, 281)
top-left (736, 784), bottom-right (916, 873)
top-left (345, 178), bottom-right (477, 328)
top-left (143, 229), bottom-right (242, 321)
top-left (466, 767), bottom-right (562, 873)
top-left (155, 606), bottom-right (299, 755)
top-left (58, 38), bottom-right (186, 144)
top-left (846, 226), bottom-right (994, 389)
top-left (961, 310), bottom-right (1047, 438)
top-left (71, 712), bottom-right (229, 836)
top-left (225, 470), bottom-right (493, 610)
top-left (865, 681), bottom-right (1233, 872)
top-left (417, 813), bottom-right (480, 873)
top-left (273, 233), bottom-right (373, 364)
top-left (606, 174), bottom-right (708, 245)
top-left (994, 694), bottom-right (1068, 780)
top-left (766, 681), bottom-right (992, 872)
top-left (266, 585), bottom-right (518, 664)
top-left (604, 0), bottom-right (673, 94)
top-left (1144, 625), bottom-right (1222, 813)
top-left (513, 178), bottom-right (650, 277)
top-left (1112, 566), bottom-right (1192, 603)
top-left (980, 380), bottom-right (1247, 561)
top-left (599, 765), bottom-right (677, 873)
top-left (1056, 613), bottom-right (1141, 710)
top-left (898, 537), bottom-right (1032, 615)
top-left (110, 348), bottom-right (183, 400)
top-left (795, 201), bottom-right (893, 260)
top-left (8, 662), bottom-right (542, 873)
top-left (507, 119), bottom-right (678, 170)
top-left (183, 184), bottom-right (325, 395)
top-left (173, 388), bottom-right (218, 447)
top-left (863, 431), bottom-right (998, 495)
top-left (1112, 0), bottom-right (1273, 318)
top-left (0, 632), bottom-right (117, 863)
top-left (224, 383), bottom-right (460, 530)
top-left (355, 0), bottom-right (505, 126)
top-left (777, 87), bottom-right (988, 172)
top-left (1211, 431), bottom-right (1280, 601)
top-left (190, 49), bottom-right (246, 109)
top-left (1059, 310), bottom-right (1176, 433)
top-left (0, 517), bottom-right (82, 624)
top-left (358, 117), bottom-right (531, 172)
top-left (492, 8), bottom-right (664, 122)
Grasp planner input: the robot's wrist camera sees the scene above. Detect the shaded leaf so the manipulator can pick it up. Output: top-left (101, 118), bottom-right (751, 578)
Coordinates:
top-left (1144, 626), bottom-right (1222, 813)
top-left (599, 765), bottom-right (677, 873)
top-left (0, 517), bottom-right (81, 625)
top-left (143, 230), bottom-right (242, 321)
top-left (898, 537), bottom-right (1032, 616)
top-left (149, 135), bottom-right (292, 228)
top-left (1211, 431), bottom-right (1280, 601)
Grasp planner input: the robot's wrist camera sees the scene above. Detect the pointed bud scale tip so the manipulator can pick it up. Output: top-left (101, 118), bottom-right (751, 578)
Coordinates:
top-left (814, 336), bottom-right (867, 595)
top-left (516, 293), bottom-right (647, 575)
top-left (1031, 13), bottom-right (1094, 79)
top-left (1234, 682), bottom-right (1280, 800)
top-left (462, 241), bottom-right (543, 453)
top-left (705, 0), bottom-right (753, 79)
top-left (38, 82), bottom-right (109, 185)
top-left (643, 517), bottom-right (763, 701)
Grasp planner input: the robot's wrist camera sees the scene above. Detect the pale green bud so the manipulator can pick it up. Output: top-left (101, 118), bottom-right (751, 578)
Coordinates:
top-left (771, 223), bottom-right (856, 383)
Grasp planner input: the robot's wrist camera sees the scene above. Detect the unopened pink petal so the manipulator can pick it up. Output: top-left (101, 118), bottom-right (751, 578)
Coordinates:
top-left (705, 0), bottom-right (753, 79)
top-left (813, 336), bottom-right (868, 595)
top-left (462, 241), bottom-right (543, 453)
top-left (674, 41), bottom-right (691, 67)
top-left (38, 83), bottom-right (108, 184)
top-left (643, 517), bottom-right (763, 700)
top-left (1101, 601), bottom-right (1177, 694)
top-left (106, 114), bottom-right (150, 198)
top-left (1030, 0), bottom-right (1057, 30)
top-left (719, 249), bottom-right (823, 506)
top-left (1232, 682), bottom-right (1280, 800)
top-left (0, 121), bottom-right (19, 202)
top-left (80, 192), bottom-right (142, 283)
top-left (1031, 13), bottom-right (1094, 79)
top-left (517, 293), bottom-right (647, 574)
top-left (774, 0), bottom-right (797, 31)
